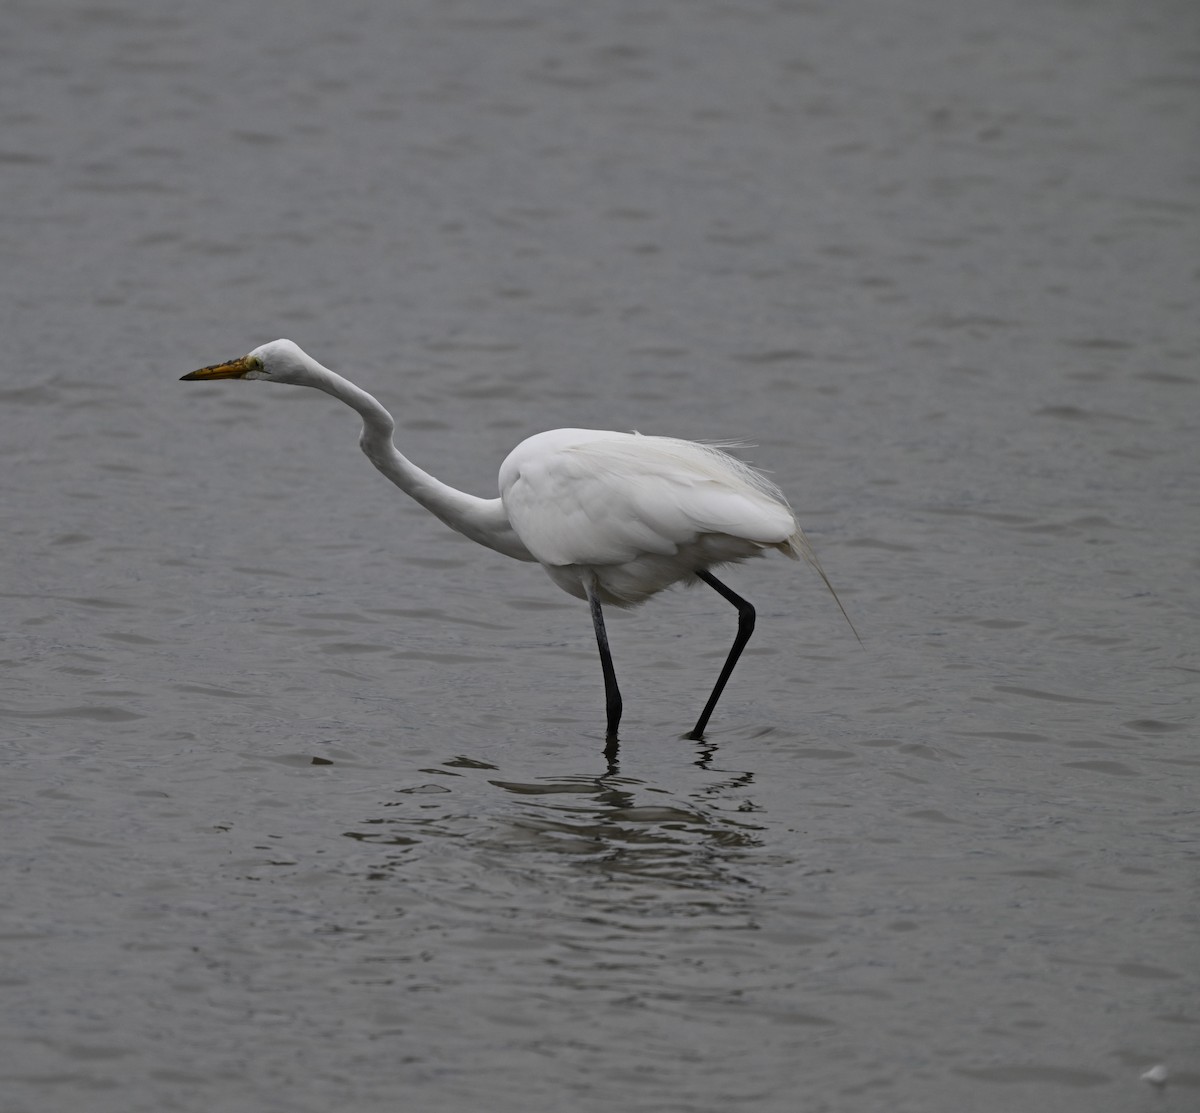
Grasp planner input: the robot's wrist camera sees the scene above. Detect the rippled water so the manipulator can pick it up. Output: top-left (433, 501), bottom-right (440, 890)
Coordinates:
top-left (2, 1), bottom-right (1197, 1110)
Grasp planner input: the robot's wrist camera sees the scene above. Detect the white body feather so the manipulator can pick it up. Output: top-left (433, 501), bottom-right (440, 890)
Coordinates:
top-left (499, 428), bottom-right (812, 606)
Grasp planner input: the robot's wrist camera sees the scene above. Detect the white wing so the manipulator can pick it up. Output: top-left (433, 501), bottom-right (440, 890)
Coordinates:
top-left (498, 429), bottom-right (800, 568)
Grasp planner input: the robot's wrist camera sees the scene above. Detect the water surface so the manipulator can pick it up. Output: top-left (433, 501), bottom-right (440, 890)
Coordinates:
top-left (1, 1), bottom-right (1197, 1111)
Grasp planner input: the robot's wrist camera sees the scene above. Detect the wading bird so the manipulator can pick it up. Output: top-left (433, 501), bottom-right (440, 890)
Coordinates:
top-left (182, 339), bottom-right (855, 741)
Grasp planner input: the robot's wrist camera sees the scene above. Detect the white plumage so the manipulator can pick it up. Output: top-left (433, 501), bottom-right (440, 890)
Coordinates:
top-left (182, 339), bottom-right (854, 744)
top-left (500, 429), bottom-right (809, 605)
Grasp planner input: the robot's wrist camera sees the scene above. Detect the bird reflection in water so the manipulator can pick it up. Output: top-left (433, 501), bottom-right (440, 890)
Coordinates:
top-left (344, 741), bottom-right (765, 891)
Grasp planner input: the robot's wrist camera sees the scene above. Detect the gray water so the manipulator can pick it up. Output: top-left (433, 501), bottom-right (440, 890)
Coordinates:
top-left (2, 1), bottom-right (1197, 1110)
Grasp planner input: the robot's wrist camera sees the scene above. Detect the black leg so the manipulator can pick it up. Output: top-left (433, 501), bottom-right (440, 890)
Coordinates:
top-left (687, 570), bottom-right (756, 739)
top-left (587, 583), bottom-right (622, 742)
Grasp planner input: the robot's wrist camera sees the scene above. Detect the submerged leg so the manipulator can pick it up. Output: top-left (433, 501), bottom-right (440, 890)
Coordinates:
top-left (586, 582), bottom-right (623, 742)
top-left (687, 570), bottom-right (756, 739)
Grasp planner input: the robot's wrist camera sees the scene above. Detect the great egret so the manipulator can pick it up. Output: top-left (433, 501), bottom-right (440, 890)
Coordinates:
top-left (182, 339), bottom-right (855, 740)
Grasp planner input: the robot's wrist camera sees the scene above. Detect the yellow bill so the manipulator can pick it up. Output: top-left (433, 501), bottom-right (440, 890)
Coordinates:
top-left (180, 355), bottom-right (257, 381)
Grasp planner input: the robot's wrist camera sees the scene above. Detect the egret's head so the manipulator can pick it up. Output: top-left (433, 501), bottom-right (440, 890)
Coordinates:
top-left (181, 338), bottom-right (319, 386)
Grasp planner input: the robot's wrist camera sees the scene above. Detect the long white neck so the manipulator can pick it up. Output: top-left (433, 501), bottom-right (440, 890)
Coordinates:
top-left (309, 365), bottom-right (535, 562)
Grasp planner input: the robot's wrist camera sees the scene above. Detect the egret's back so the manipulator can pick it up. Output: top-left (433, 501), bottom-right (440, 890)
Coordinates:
top-left (499, 429), bottom-right (809, 604)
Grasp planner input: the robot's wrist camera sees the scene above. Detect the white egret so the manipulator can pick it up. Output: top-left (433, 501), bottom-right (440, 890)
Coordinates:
top-left (182, 339), bottom-right (855, 741)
